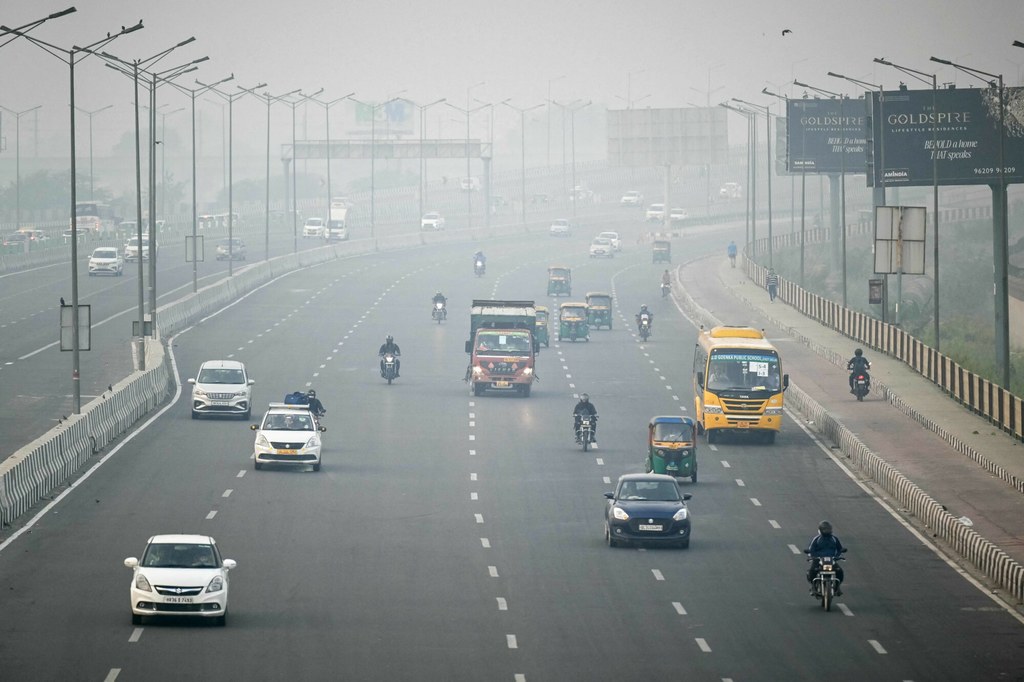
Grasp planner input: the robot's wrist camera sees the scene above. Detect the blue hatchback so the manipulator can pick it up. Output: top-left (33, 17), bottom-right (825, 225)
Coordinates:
top-left (604, 473), bottom-right (692, 549)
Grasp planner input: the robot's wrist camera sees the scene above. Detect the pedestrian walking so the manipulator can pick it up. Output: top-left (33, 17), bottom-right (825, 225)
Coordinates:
top-left (766, 267), bottom-right (779, 302)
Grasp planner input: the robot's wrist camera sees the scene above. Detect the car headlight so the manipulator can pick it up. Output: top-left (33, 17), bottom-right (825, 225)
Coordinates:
top-left (522, 367), bottom-right (533, 376)
top-left (193, 389), bottom-right (207, 398)
top-left (135, 573), bottom-right (153, 592)
top-left (255, 434), bottom-right (269, 448)
top-left (704, 405), bottom-right (723, 414)
top-left (612, 507), bottom-right (630, 521)
top-left (206, 575), bottom-right (224, 593)
top-left (673, 508), bottom-right (689, 522)
top-left (472, 366), bottom-right (483, 375)
top-left (234, 390), bottom-right (248, 398)
top-left (305, 435), bottom-right (321, 449)
top-left (765, 407), bottom-right (783, 415)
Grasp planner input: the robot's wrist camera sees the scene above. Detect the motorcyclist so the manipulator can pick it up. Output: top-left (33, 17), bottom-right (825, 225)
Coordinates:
top-left (805, 520), bottom-right (846, 596)
top-left (847, 348), bottom-right (871, 394)
top-left (473, 250), bottom-right (486, 265)
top-left (378, 334), bottom-right (401, 377)
top-left (727, 240), bottom-right (737, 267)
top-left (661, 269), bottom-right (671, 288)
top-left (432, 291), bottom-right (447, 306)
top-left (572, 393), bottom-right (598, 444)
top-left (635, 304), bottom-right (653, 333)
top-left (305, 389), bottom-right (326, 418)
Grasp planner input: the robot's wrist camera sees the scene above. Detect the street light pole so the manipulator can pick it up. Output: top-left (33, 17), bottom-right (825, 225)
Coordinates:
top-left (446, 97), bottom-right (488, 229)
top-left (73, 104), bottom-right (112, 199)
top-left (547, 74), bottom-right (565, 170)
top-left (307, 92), bottom-right (354, 244)
top-left (0, 105), bottom-right (41, 230)
top-left (734, 98), bottom-right (774, 269)
top-left (721, 102), bottom-right (758, 254)
top-left (550, 99), bottom-right (591, 219)
top-left (158, 106), bottom-right (184, 221)
top-left (255, 88), bottom-right (301, 261)
top-left (399, 97), bottom-right (446, 225)
top-left (503, 101), bottom-right (544, 225)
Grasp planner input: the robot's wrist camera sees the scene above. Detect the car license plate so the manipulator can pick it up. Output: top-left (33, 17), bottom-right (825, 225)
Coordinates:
top-left (211, 400), bottom-right (230, 405)
top-left (736, 421), bottom-right (749, 428)
top-left (276, 449), bottom-right (298, 455)
top-left (164, 596), bottom-right (194, 603)
top-left (494, 381), bottom-right (510, 388)
top-left (638, 524), bottom-right (663, 531)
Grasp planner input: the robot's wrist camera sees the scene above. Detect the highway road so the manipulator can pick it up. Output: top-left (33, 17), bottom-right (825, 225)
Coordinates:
top-left (0, 215), bottom-right (1021, 681)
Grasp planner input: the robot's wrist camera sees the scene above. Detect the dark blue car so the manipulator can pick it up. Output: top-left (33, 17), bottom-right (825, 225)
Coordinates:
top-left (604, 473), bottom-right (692, 549)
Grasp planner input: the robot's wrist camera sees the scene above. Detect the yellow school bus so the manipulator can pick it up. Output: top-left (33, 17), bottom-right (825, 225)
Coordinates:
top-left (692, 326), bottom-right (788, 444)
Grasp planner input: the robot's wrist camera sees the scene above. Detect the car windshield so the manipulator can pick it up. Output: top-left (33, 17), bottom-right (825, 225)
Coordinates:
top-left (599, 233), bottom-right (618, 240)
top-left (654, 422), bottom-right (694, 442)
top-left (264, 413), bottom-right (314, 430)
top-left (592, 239), bottom-right (610, 245)
top-left (475, 331), bottom-right (532, 356)
top-left (553, 220), bottom-right (568, 227)
top-left (306, 219), bottom-right (323, 226)
top-left (424, 213), bottom-right (439, 219)
top-left (93, 249), bottom-right (117, 259)
top-left (142, 542), bottom-right (219, 568)
top-left (618, 480), bottom-right (681, 502)
top-left (707, 350), bottom-right (782, 392)
top-left (197, 368), bottom-right (245, 384)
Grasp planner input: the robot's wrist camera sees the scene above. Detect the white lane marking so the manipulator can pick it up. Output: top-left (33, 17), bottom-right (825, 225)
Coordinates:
top-left (470, 473), bottom-right (477, 481)
top-left (206, 511), bottom-right (217, 520)
top-left (481, 538), bottom-right (491, 548)
top-left (319, 364), bottom-right (325, 369)
top-left (475, 513), bottom-right (484, 524)
top-left (672, 602), bottom-right (687, 615)
top-left (469, 449), bottom-right (476, 456)
top-left (595, 458), bottom-right (604, 466)
top-left (236, 470), bottom-right (246, 478)
top-left (652, 569), bottom-right (665, 581)
top-left (838, 603), bottom-right (854, 616)
top-left (769, 520), bottom-right (781, 529)
top-left (507, 634), bottom-right (518, 649)
top-left (489, 566), bottom-right (499, 577)
top-left (103, 670), bottom-right (121, 682)
top-left (128, 628), bottom-right (143, 642)
top-left (721, 460), bottom-right (731, 468)
top-left (654, 368), bottom-right (660, 372)
top-left (788, 544), bottom-right (802, 554)
top-left (736, 479), bottom-right (745, 487)
top-left (469, 401), bottom-right (475, 407)
top-left (469, 412), bottom-right (475, 419)
top-left (470, 492), bottom-right (479, 501)
top-left (750, 498), bottom-right (761, 507)
top-left (665, 385), bottom-right (672, 390)
top-left (603, 476), bottom-right (611, 484)
top-left (659, 376), bottom-right (666, 381)
top-left (469, 421), bottom-right (475, 427)
top-left (469, 435), bottom-right (476, 441)
top-left (497, 597), bottom-right (508, 611)
top-left (565, 374), bottom-right (572, 378)
top-left (868, 640), bottom-right (887, 654)
top-left (222, 489), bottom-right (232, 498)
top-left (708, 444), bottom-right (719, 451)
top-left (568, 383), bottom-right (575, 388)
top-left (672, 395), bottom-right (679, 401)
top-left (696, 638), bottom-right (712, 653)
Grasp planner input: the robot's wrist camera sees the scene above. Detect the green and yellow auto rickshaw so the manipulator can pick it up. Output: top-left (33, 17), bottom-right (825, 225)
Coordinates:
top-left (535, 305), bottom-right (550, 347)
top-left (644, 416), bottom-right (698, 482)
top-left (558, 302), bottom-right (589, 342)
top-left (585, 291), bottom-right (613, 330)
top-left (547, 265), bottom-right (572, 296)
top-left (652, 239), bottom-right (671, 264)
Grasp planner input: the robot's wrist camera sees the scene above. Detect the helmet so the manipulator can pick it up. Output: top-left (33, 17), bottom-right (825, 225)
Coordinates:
top-left (640, 304), bottom-right (648, 311)
top-left (854, 348), bottom-right (863, 356)
top-left (386, 335), bottom-right (393, 344)
top-left (580, 393), bottom-right (590, 403)
top-left (307, 389), bottom-right (316, 398)
top-left (818, 520), bottom-right (833, 535)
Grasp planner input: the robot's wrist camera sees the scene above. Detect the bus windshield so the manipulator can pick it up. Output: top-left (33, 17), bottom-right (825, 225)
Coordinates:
top-left (707, 349), bottom-right (782, 392)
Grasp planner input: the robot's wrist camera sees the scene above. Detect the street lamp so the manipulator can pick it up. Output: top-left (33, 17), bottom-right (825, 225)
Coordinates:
top-left (764, 87), bottom-right (806, 283)
top-left (720, 102), bottom-right (756, 252)
top-left (692, 62), bottom-right (726, 107)
top-left (875, 57), bottom-right (941, 350)
top-left (157, 105), bottom-right (185, 221)
top-left (0, 105), bottom-right (41, 230)
top-left (446, 98), bottom-right (489, 229)
top-left (734, 98), bottom-right (775, 268)
top-left (398, 97), bottom-right (446, 225)
top-left (474, 96), bottom-right (512, 229)
top-left (550, 99), bottom-right (590, 218)
top-left (307, 91), bottom-right (355, 243)
top-left (73, 104), bottom-right (112, 199)
top-left (0, 18), bottom-right (142, 412)
top-left (624, 69), bottom-right (645, 109)
top-left (255, 88), bottom-right (301, 261)
top-left (503, 100), bottom-right (545, 225)
top-left (348, 94), bottom-right (399, 238)
top-left (547, 74), bottom-right (566, 169)
top-left (930, 55), bottom-right (1009, 385)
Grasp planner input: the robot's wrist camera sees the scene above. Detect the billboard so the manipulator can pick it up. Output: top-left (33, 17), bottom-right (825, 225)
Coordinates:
top-left (786, 97), bottom-right (868, 174)
top-left (607, 107), bottom-right (729, 167)
top-left (775, 115), bottom-right (789, 175)
top-left (349, 99), bottom-right (413, 136)
top-left (867, 86), bottom-right (1024, 187)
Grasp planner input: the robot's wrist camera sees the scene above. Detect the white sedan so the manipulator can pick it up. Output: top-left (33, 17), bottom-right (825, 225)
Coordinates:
top-left (420, 212), bottom-right (445, 231)
top-left (549, 219), bottom-right (572, 236)
top-left (597, 231), bottom-right (621, 251)
top-left (125, 534), bottom-right (236, 626)
top-left (252, 403), bottom-right (326, 471)
top-left (589, 237), bottom-right (614, 258)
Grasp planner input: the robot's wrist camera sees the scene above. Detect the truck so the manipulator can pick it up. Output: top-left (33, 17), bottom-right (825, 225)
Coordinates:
top-left (465, 300), bottom-right (539, 397)
top-left (326, 201), bottom-right (348, 242)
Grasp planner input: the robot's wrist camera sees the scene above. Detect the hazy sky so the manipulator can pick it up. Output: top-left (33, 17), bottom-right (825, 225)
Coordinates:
top-left (3, 0), bottom-right (1024, 165)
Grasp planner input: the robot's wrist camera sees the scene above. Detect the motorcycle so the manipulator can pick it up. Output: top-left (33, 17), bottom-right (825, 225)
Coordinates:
top-left (380, 353), bottom-right (399, 384)
top-left (851, 372), bottom-right (870, 401)
top-left (807, 550), bottom-right (846, 611)
top-left (661, 282), bottom-right (671, 298)
top-left (432, 301), bottom-right (447, 323)
top-left (576, 415), bottom-right (597, 452)
top-left (474, 260), bottom-right (486, 277)
top-left (638, 316), bottom-right (652, 342)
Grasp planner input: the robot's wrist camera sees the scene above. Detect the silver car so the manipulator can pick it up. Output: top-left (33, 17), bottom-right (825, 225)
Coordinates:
top-left (188, 360), bottom-right (254, 419)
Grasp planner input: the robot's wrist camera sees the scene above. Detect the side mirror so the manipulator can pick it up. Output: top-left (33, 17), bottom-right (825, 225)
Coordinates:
top-left (319, 426), bottom-right (327, 432)
top-left (783, 374), bottom-right (790, 390)
top-left (465, 340), bottom-right (472, 354)
top-left (696, 372), bottom-right (704, 388)
top-left (603, 492), bottom-right (614, 500)
top-left (222, 559), bottom-right (237, 570)
top-left (841, 548), bottom-right (848, 553)
top-left (248, 379), bottom-right (255, 386)
top-left (124, 557), bottom-right (139, 568)
top-left (250, 424), bottom-right (258, 431)
top-left (682, 493), bottom-right (692, 501)
top-left (187, 378), bottom-right (196, 385)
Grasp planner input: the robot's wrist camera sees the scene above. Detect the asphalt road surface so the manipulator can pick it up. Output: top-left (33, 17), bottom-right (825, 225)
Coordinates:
top-left (0, 218), bottom-right (1021, 681)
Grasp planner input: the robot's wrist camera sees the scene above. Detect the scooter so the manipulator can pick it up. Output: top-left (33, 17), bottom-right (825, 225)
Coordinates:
top-left (474, 260), bottom-right (486, 277)
top-left (576, 415), bottom-right (597, 452)
top-left (432, 301), bottom-right (447, 323)
top-left (851, 372), bottom-right (870, 401)
top-left (380, 354), bottom-right (399, 384)
top-left (661, 282), bottom-right (671, 298)
top-left (807, 550), bottom-right (846, 611)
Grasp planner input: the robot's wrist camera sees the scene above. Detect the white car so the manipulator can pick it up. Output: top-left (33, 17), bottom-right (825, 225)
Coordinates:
top-left (460, 177), bottom-right (481, 191)
top-left (88, 247), bottom-right (124, 276)
top-left (645, 203), bottom-right (666, 222)
top-left (124, 534), bottom-right (236, 626)
top-left (549, 219), bottom-right (572, 237)
top-left (188, 360), bottom-right (254, 419)
top-left (302, 217), bottom-right (325, 238)
top-left (620, 190), bottom-right (643, 206)
top-left (589, 237), bottom-right (614, 258)
top-left (669, 207), bottom-right (689, 222)
top-left (720, 182), bottom-right (742, 199)
top-left (421, 212), bottom-right (445, 231)
top-left (123, 235), bottom-right (154, 261)
top-left (251, 403), bottom-right (326, 471)
top-left (597, 231), bottom-right (621, 251)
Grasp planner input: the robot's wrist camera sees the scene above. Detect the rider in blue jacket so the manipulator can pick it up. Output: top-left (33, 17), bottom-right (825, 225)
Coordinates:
top-left (806, 520), bottom-right (845, 595)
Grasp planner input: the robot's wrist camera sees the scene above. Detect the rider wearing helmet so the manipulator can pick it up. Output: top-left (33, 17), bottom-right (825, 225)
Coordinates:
top-left (805, 520), bottom-right (846, 595)
top-left (847, 348), bottom-right (871, 394)
top-left (432, 291), bottom-right (447, 306)
top-left (378, 335), bottom-right (401, 377)
top-left (305, 389), bottom-right (326, 418)
top-left (572, 393), bottom-right (598, 444)
top-left (635, 304), bottom-right (653, 332)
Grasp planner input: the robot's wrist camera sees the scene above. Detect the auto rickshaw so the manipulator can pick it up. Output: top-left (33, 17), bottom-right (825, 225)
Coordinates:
top-left (585, 291), bottom-right (613, 330)
top-left (547, 266), bottom-right (572, 296)
top-left (652, 239), bottom-right (671, 264)
top-left (644, 416), bottom-right (698, 482)
top-left (535, 305), bottom-right (550, 347)
top-left (558, 302), bottom-right (589, 342)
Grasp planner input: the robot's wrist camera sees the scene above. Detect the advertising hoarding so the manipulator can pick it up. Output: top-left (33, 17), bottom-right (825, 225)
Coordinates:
top-left (607, 107), bottom-right (728, 167)
top-left (867, 86), bottom-right (1024, 187)
top-left (785, 97), bottom-right (868, 174)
